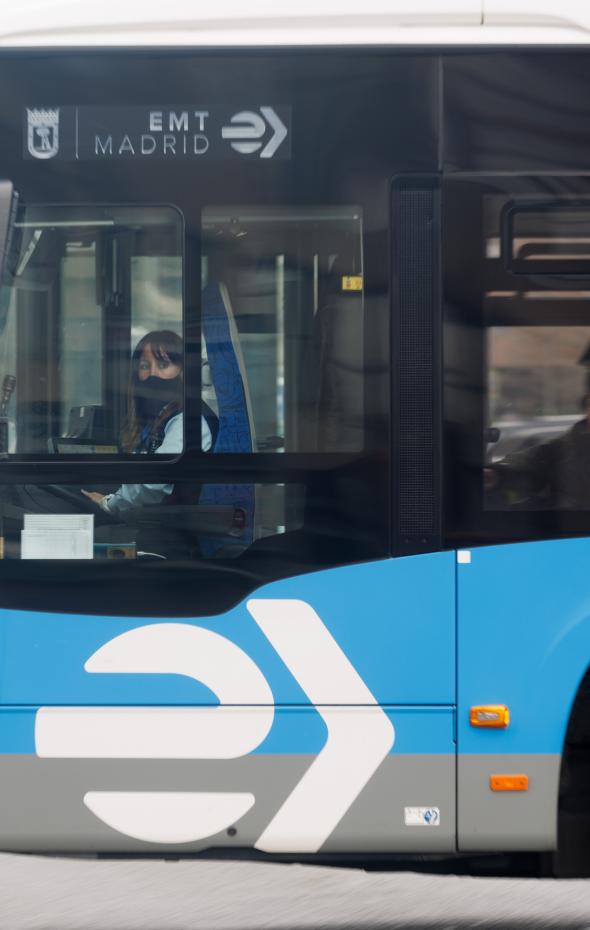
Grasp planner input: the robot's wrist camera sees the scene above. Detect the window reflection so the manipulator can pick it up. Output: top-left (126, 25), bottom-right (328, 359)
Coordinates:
top-left (202, 206), bottom-right (365, 453)
top-left (484, 195), bottom-right (590, 510)
top-left (0, 202), bottom-right (389, 568)
top-left (0, 205), bottom-right (183, 457)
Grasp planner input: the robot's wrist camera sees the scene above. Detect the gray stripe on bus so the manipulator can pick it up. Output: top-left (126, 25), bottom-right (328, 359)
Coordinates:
top-left (0, 754), bottom-right (453, 853)
top-left (0, 753), bottom-right (560, 854)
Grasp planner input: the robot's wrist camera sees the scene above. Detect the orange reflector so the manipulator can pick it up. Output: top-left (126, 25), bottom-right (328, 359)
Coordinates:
top-left (490, 774), bottom-right (529, 792)
top-left (470, 704), bottom-right (510, 728)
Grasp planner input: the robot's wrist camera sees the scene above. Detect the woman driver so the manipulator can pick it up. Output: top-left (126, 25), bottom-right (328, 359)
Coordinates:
top-left (82, 330), bottom-right (212, 514)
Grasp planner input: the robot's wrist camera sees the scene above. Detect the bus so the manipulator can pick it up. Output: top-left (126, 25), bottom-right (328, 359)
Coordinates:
top-left (3, 0), bottom-right (590, 878)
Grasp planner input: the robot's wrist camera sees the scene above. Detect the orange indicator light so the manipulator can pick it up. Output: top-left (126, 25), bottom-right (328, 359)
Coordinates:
top-left (470, 705), bottom-right (510, 728)
top-left (490, 774), bottom-right (529, 792)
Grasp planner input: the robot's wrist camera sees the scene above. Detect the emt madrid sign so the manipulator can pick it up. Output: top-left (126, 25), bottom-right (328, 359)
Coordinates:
top-left (24, 106), bottom-right (291, 161)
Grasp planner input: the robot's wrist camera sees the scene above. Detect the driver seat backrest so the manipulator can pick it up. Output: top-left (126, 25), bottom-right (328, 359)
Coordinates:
top-left (199, 282), bottom-right (256, 556)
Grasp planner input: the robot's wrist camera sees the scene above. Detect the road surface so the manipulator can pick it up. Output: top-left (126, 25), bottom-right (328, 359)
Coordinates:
top-left (1, 855), bottom-right (590, 929)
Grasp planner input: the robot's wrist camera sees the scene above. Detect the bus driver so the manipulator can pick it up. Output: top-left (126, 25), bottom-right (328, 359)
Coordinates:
top-left (82, 330), bottom-right (212, 515)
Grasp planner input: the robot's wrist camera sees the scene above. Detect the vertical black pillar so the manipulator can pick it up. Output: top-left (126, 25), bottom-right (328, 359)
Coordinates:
top-left (392, 176), bottom-right (442, 554)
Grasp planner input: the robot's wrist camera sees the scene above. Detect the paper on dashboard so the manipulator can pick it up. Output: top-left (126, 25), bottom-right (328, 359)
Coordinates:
top-left (21, 514), bottom-right (94, 559)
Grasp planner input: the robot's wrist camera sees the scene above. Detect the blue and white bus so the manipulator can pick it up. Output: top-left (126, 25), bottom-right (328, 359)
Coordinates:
top-left (3, 0), bottom-right (590, 877)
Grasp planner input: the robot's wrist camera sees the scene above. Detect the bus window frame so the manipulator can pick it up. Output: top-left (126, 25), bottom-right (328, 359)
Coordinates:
top-left (501, 199), bottom-right (590, 276)
top-left (444, 173), bottom-right (590, 550)
top-left (0, 200), bottom-right (186, 474)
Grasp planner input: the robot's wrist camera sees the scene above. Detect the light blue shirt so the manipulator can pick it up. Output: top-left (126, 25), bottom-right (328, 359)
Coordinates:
top-left (103, 414), bottom-right (212, 515)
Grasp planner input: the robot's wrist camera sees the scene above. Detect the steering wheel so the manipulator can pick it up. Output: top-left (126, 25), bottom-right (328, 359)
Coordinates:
top-left (44, 484), bottom-right (109, 516)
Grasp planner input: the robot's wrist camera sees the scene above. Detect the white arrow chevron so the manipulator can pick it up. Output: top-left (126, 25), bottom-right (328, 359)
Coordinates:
top-left (247, 599), bottom-right (395, 853)
top-left (260, 107), bottom-right (288, 159)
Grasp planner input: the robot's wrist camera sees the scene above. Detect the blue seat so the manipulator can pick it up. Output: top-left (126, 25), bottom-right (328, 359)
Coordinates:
top-left (199, 282), bottom-right (256, 557)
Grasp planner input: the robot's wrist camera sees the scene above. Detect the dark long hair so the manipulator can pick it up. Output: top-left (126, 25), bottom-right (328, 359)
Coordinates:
top-left (122, 330), bottom-right (183, 452)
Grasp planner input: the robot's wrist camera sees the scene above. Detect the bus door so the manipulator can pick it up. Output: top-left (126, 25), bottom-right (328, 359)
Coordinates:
top-left (445, 175), bottom-right (590, 854)
top-left (0, 51), bottom-right (455, 857)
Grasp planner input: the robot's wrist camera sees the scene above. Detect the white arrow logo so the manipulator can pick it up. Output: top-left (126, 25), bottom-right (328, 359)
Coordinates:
top-left (221, 107), bottom-right (288, 159)
top-left (35, 601), bottom-right (394, 852)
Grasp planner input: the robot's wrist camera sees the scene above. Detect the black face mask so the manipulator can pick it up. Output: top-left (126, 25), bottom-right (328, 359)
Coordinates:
top-left (135, 375), bottom-right (183, 422)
